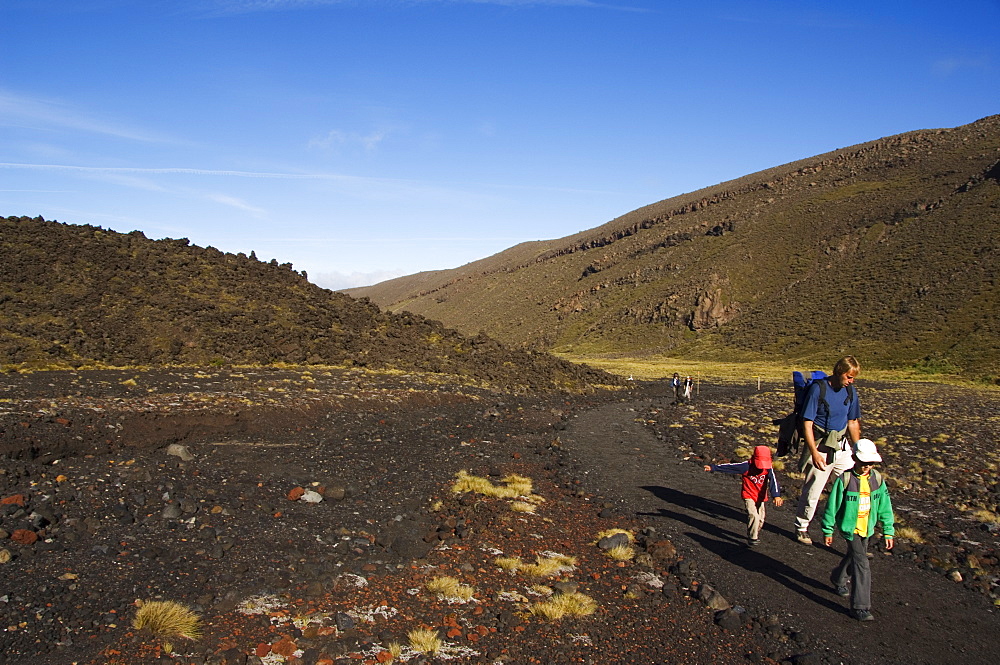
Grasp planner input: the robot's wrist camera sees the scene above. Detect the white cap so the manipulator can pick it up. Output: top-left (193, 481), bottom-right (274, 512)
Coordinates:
top-left (853, 438), bottom-right (882, 463)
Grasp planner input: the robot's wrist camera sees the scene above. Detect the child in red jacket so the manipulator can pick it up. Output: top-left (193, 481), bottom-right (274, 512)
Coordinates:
top-left (704, 445), bottom-right (784, 547)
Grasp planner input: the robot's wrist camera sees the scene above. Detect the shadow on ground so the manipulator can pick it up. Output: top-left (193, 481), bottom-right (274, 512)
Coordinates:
top-left (640, 484), bottom-right (842, 612)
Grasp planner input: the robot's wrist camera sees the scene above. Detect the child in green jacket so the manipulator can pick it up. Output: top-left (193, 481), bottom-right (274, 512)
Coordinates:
top-left (821, 438), bottom-right (894, 622)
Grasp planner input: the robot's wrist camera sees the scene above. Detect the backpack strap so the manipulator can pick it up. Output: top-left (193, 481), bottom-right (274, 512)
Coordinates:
top-left (817, 380), bottom-right (830, 420)
top-left (818, 381), bottom-right (856, 421)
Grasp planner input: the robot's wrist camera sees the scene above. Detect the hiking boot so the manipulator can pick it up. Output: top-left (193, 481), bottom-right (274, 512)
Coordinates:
top-left (795, 530), bottom-right (812, 545)
top-left (851, 609), bottom-right (874, 622)
top-left (829, 571), bottom-right (849, 596)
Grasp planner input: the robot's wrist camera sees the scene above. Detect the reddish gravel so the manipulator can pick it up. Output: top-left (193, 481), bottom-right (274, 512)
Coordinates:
top-left (1, 368), bottom-right (998, 665)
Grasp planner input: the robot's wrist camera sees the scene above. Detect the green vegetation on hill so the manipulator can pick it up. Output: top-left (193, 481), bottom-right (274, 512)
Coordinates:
top-left (0, 216), bottom-right (617, 393)
top-left (350, 116), bottom-right (1000, 382)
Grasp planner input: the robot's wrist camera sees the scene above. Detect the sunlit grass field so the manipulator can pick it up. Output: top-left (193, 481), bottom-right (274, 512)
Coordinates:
top-left (557, 353), bottom-right (991, 387)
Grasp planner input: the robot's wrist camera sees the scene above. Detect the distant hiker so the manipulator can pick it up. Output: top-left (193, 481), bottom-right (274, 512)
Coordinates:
top-left (822, 438), bottom-right (894, 622)
top-left (704, 445), bottom-right (784, 547)
top-left (683, 375), bottom-right (694, 401)
top-left (793, 356), bottom-right (862, 545)
top-left (671, 373), bottom-right (682, 402)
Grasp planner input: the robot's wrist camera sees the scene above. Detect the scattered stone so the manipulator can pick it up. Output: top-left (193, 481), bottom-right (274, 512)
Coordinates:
top-left (166, 444), bottom-right (195, 461)
top-left (698, 584), bottom-right (730, 611)
top-left (299, 490), bottom-right (324, 504)
top-left (320, 483), bottom-right (347, 500)
top-left (645, 539), bottom-right (677, 563)
top-left (597, 532), bottom-right (630, 550)
top-left (551, 581), bottom-right (579, 595)
top-left (11, 529), bottom-right (38, 545)
top-left (334, 612), bottom-right (355, 631)
top-left (714, 607), bottom-right (742, 631)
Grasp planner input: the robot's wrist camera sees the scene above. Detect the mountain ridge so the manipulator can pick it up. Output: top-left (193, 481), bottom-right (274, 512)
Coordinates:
top-left (0, 216), bottom-right (616, 392)
top-left (349, 115), bottom-right (1000, 379)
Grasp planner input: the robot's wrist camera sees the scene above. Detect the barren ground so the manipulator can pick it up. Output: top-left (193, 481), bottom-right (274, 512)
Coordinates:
top-left (0, 368), bottom-right (998, 665)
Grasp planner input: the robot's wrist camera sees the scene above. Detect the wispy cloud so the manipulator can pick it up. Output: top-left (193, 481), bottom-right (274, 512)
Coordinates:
top-left (204, 192), bottom-right (268, 216)
top-left (0, 162), bottom-right (367, 182)
top-left (0, 89), bottom-right (169, 143)
top-left (0, 161), bottom-right (618, 199)
top-left (308, 128), bottom-right (391, 152)
top-left (205, 0), bottom-right (638, 16)
top-left (932, 54), bottom-right (991, 76)
top-left (0, 188), bottom-right (76, 193)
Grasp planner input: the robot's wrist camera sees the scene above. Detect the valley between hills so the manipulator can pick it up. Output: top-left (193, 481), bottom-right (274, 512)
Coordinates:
top-left (2, 115), bottom-right (999, 665)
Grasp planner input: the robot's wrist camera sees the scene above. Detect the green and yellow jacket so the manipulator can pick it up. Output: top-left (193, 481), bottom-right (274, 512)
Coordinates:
top-left (821, 469), bottom-right (895, 540)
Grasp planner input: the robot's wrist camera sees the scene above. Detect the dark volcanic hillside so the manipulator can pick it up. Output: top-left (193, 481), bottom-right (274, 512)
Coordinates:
top-left (0, 217), bottom-right (615, 392)
top-left (349, 115), bottom-right (1000, 378)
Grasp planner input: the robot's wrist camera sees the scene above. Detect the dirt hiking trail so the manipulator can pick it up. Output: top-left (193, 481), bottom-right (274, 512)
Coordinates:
top-left (558, 385), bottom-right (1000, 665)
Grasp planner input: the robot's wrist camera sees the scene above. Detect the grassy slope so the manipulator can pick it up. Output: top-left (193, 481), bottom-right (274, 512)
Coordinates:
top-left (351, 116), bottom-right (1000, 380)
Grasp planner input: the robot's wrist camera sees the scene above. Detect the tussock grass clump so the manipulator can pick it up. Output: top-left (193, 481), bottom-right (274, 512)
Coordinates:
top-left (495, 556), bottom-right (523, 572)
top-left (502, 473), bottom-right (534, 496)
top-left (522, 558), bottom-right (563, 578)
top-left (521, 553), bottom-right (577, 578)
top-left (971, 509), bottom-right (1000, 524)
top-left (425, 576), bottom-right (476, 602)
top-left (407, 627), bottom-right (443, 655)
top-left (511, 500), bottom-right (537, 513)
top-left (450, 470), bottom-right (534, 499)
top-left (495, 553), bottom-right (577, 578)
top-left (605, 544), bottom-right (635, 561)
top-left (895, 526), bottom-right (925, 543)
top-left (593, 528), bottom-right (635, 544)
top-left (529, 592), bottom-right (598, 621)
top-left (133, 600), bottom-right (201, 641)
top-left (451, 470), bottom-right (500, 496)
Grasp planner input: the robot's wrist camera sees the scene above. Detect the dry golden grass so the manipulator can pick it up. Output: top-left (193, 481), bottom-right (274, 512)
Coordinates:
top-left (557, 354), bottom-right (990, 386)
top-left (529, 592), bottom-right (598, 621)
top-left (520, 557), bottom-right (567, 578)
top-left (510, 500), bottom-right (537, 513)
top-left (451, 470), bottom-right (500, 496)
top-left (381, 642), bottom-right (403, 663)
top-left (450, 470), bottom-right (535, 499)
top-left (407, 628), bottom-right (442, 655)
top-left (502, 473), bottom-right (534, 496)
top-left (132, 600), bottom-right (201, 641)
top-left (593, 528), bottom-right (635, 544)
top-left (494, 556), bottom-right (523, 572)
top-left (970, 509), bottom-right (1000, 524)
top-left (895, 526), bottom-right (925, 543)
top-left (425, 576), bottom-right (475, 602)
top-left (497, 553), bottom-right (577, 578)
top-left (605, 544), bottom-right (635, 561)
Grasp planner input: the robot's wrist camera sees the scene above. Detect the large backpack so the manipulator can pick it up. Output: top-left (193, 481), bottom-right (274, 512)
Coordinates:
top-left (774, 370), bottom-right (828, 457)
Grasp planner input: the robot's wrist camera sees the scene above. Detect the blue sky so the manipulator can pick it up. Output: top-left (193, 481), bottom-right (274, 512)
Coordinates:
top-left (2, 1), bottom-right (998, 289)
